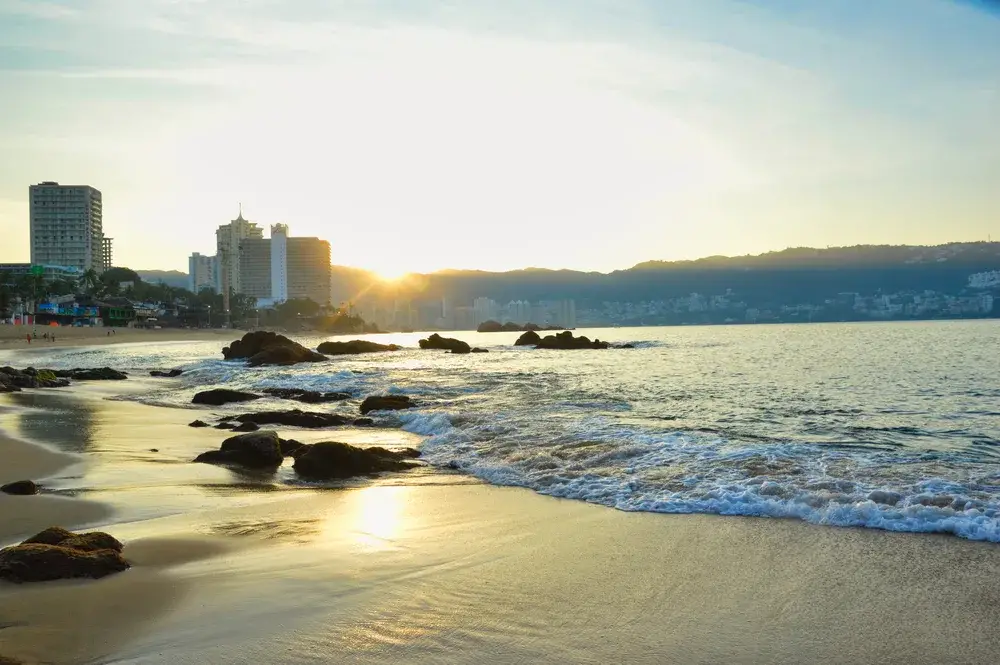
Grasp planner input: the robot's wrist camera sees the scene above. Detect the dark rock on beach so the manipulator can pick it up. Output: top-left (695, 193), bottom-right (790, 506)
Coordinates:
top-left (215, 422), bottom-right (237, 430)
top-left (150, 369), bottom-right (183, 377)
top-left (232, 421), bottom-right (261, 432)
top-left (223, 331), bottom-right (327, 367)
top-left (194, 430), bottom-right (284, 469)
top-left (0, 527), bottom-right (129, 584)
top-left (353, 417), bottom-right (375, 426)
top-left (360, 395), bottom-right (414, 415)
top-left (188, 419), bottom-right (211, 428)
top-left (192, 389), bottom-right (262, 406)
top-left (471, 347), bottom-right (489, 353)
top-left (233, 409), bottom-right (350, 428)
top-left (0, 367), bottom-right (71, 389)
top-left (513, 330), bottom-right (542, 346)
top-left (292, 441), bottom-right (420, 480)
top-left (317, 340), bottom-right (402, 355)
top-left (535, 331), bottom-right (610, 350)
top-left (261, 387), bottom-right (351, 403)
top-left (418, 334), bottom-right (471, 354)
top-left (52, 367), bottom-right (128, 380)
top-left (279, 438), bottom-right (308, 457)
top-left (1, 480), bottom-right (38, 496)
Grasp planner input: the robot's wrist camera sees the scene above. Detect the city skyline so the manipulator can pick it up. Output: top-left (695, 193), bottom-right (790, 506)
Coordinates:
top-left (1, 1), bottom-right (999, 277)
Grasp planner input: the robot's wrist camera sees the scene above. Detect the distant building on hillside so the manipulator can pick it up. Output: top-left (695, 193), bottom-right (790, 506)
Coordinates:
top-left (29, 182), bottom-right (112, 272)
top-left (188, 253), bottom-right (219, 294)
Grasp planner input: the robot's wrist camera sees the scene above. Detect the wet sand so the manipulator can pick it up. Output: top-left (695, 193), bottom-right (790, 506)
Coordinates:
top-left (0, 326), bottom-right (245, 349)
top-left (1, 385), bottom-right (1000, 664)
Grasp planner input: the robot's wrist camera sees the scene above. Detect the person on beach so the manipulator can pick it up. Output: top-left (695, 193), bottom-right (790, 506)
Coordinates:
top-left (26, 333), bottom-right (30, 344)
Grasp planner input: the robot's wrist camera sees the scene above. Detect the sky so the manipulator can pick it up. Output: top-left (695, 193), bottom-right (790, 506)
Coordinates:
top-left (0, 0), bottom-right (998, 277)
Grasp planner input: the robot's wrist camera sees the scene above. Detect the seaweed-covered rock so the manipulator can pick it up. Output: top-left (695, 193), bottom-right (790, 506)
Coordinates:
top-left (222, 331), bottom-right (326, 367)
top-left (418, 334), bottom-right (471, 354)
top-left (194, 430), bottom-right (284, 469)
top-left (292, 441), bottom-right (420, 480)
top-left (513, 330), bottom-right (542, 346)
top-left (0, 367), bottom-right (71, 389)
top-left (1, 480), bottom-right (38, 496)
top-left (261, 388), bottom-right (351, 403)
top-left (359, 395), bottom-right (414, 415)
top-left (317, 340), bottom-right (402, 355)
top-left (534, 331), bottom-right (609, 350)
top-left (192, 389), bottom-right (262, 406)
top-left (232, 409), bottom-right (350, 428)
top-left (0, 527), bottom-right (129, 584)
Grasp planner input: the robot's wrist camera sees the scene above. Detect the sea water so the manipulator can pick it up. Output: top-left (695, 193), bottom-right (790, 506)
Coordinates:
top-left (5, 320), bottom-right (1000, 542)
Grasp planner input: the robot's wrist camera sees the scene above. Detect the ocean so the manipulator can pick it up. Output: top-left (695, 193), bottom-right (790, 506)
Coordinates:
top-left (6, 319), bottom-right (1000, 542)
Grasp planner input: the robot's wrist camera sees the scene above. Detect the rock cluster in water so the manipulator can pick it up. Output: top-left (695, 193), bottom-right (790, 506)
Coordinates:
top-left (194, 431), bottom-right (420, 480)
top-left (260, 387), bottom-right (351, 403)
top-left (0, 527), bottom-right (129, 584)
top-left (222, 331), bottom-right (326, 367)
top-left (515, 330), bottom-right (610, 350)
top-left (418, 334), bottom-right (471, 354)
top-left (0, 366), bottom-right (129, 392)
top-left (359, 395), bottom-right (415, 415)
top-left (317, 340), bottom-right (401, 355)
top-left (229, 409), bottom-right (352, 428)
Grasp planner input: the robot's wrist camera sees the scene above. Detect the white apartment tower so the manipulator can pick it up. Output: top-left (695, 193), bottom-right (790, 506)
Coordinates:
top-left (29, 182), bottom-right (111, 272)
top-left (188, 252), bottom-right (219, 294)
top-left (270, 223), bottom-right (289, 303)
top-left (215, 207), bottom-right (263, 296)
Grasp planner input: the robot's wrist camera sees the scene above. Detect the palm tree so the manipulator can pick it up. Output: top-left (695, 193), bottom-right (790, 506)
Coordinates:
top-left (81, 269), bottom-right (103, 296)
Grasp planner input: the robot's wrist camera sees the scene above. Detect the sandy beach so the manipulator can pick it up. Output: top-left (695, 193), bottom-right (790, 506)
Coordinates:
top-left (0, 326), bottom-right (246, 349)
top-left (0, 377), bottom-right (999, 665)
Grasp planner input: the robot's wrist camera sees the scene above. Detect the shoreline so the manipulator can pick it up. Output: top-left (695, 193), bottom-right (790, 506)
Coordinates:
top-left (1, 354), bottom-right (1000, 663)
top-left (0, 327), bottom-right (246, 349)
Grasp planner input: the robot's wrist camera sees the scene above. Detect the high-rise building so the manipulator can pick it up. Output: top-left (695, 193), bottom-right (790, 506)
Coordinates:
top-left (287, 236), bottom-right (330, 305)
top-left (29, 182), bottom-right (111, 272)
top-left (188, 253), bottom-right (219, 294)
top-left (270, 223), bottom-right (289, 303)
top-left (215, 208), bottom-right (263, 297)
top-left (235, 224), bottom-right (331, 307)
top-left (473, 297), bottom-right (499, 325)
top-left (238, 237), bottom-right (272, 300)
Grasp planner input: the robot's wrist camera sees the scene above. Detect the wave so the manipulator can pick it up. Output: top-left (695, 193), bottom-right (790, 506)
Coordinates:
top-left (405, 409), bottom-right (1000, 543)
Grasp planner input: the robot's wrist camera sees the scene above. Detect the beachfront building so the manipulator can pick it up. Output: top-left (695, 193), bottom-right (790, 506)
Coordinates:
top-left (215, 208), bottom-right (263, 296)
top-left (29, 182), bottom-right (112, 273)
top-left (237, 225), bottom-right (331, 307)
top-left (187, 253), bottom-right (219, 294)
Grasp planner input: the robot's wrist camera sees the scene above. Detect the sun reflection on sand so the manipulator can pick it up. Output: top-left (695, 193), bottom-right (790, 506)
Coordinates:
top-left (339, 485), bottom-right (410, 551)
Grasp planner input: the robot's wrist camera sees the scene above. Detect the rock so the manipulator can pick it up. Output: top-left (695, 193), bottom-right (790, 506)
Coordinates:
top-left (0, 527), bottom-right (129, 583)
top-left (232, 421), bottom-right (260, 432)
top-left (534, 331), bottom-right (609, 350)
top-left (476, 320), bottom-right (504, 333)
top-left (261, 388), bottom-right (351, 403)
top-left (194, 430), bottom-right (284, 469)
top-left (232, 409), bottom-right (351, 428)
top-left (1, 480), bottom-right (38, 496)
top-left (0, 366), bottom-right (70, 389)
top-left (188, 419), bottom-right (211, 428)
top-left (513, 330), bottom-right (542, 346)
top-left (471, 347), bottom-right (489, 353)
top-left (51, 367), bottom-right (127, 380)
top-left (150, 448), bottom-right (159, 452)
top-left (317, 340), bottom-right (402, 355)
top-left (279, 438), bottom-right (307, 457)
top-left (353, 417), bottom-right (375, 426)
top-left (292, 441), bottom-right (420, 480)
top-left (359, 395), bottom-right (414, 415)
top-left (150, 369), bottom-right (183, 377)
top-left (618, 344), bottom-right (635, 349)
top-left (222, 331), bottom-right (327, 367)
top-left (418, 334), bottom-right (471, 354)
top-left (215, 422), bottom-right (236, 430)
top-left (192, 389), bottom-right (262, 406)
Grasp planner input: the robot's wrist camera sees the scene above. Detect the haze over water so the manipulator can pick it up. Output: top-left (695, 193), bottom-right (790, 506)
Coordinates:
top-left (8, 319), bottom-right (1000, 542)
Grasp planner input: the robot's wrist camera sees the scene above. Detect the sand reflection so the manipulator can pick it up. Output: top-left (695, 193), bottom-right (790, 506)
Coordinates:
top-left (332, 485), bottom-right (410, 551)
